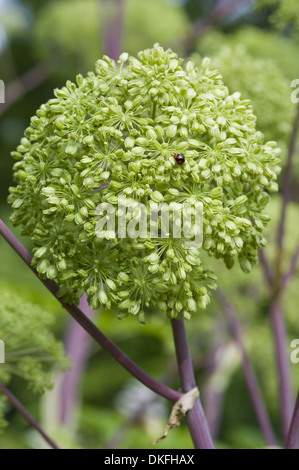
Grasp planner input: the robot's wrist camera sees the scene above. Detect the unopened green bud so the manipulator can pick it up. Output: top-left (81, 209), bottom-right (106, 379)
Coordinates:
top-left (117, 272), bottom-right (129, 283)
top-left (119, 52), bottom-right (129, 62)
top-left (178, 267), bottom-right (186, 280)
top-left (37, 259), bottom-right (49, 274)
top-left (234, 195), bottom-right (248, 206)
top-left (151, 191), bottom-right (164, 203)
top-left (239, 258), bottom-right (252, 273)
top-left (98, 289), bottom-right (108, 304)
top-left (125, 137), bottom-right (135, 149)
top-left (167, 125), bottom-right (177, 138)
top-left (106, 279), bottom-right (116, 290)
top-left (146, 129), bottom-right (157, 140)
top-left (187, 298), bottom-right (197, 312)
top-left (42, 187), bottom-right (55, 196)
top-left (35, 246), bottom-right (48, 258)
top-left (65, 144), bottom-right (78, 155)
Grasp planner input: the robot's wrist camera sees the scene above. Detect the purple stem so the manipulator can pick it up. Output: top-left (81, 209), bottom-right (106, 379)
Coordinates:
top-left (0, 382), bottom-right (59, 449)
top-left (171, 316), bottom-right (214, 449)
top-left (271, 301), bottom-right (294, 442)
top-left (269, 102), bottom-right (299, 442)
top-left (277, 103), bottom-right (299, 251)
top-left (286, 390), bottom-right (299, 449)
top-left (282, 242), bottom-right (299, 289)
top-left (183, 0), bottom-right (250, 55)
top-left (217, 289), bottom-right (277, 446)
top-left (0, 219), bottom-right (181, 403)
top-left (203, 386), bottom-right (224, 440)
top-left (202, 343), bottom-right (227, 440)
top-left (258, 103), bottom-right (299, 442)
top-left (259, 248), bottom-right (274, 286)
top-left (0, 60), bottom-right (58, 117)
top-left (103, 0), bottom-right (126, 61)
top-left (59, 294), bottom-right (95, 427)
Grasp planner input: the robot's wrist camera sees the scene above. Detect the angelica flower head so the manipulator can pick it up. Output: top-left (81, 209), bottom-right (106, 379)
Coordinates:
top-left (8, 46), bottom-right (280, 321)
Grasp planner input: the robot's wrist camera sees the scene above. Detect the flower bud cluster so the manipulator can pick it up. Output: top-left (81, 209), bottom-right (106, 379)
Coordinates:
top-left (9, 46), bottom-right (280, 321)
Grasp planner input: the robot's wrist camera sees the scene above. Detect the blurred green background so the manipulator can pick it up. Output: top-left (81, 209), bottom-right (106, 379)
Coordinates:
top-left (0, 0), bottom-right (299, 449)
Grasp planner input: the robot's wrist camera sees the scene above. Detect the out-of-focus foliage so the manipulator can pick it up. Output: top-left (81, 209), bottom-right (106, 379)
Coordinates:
top-left (33, 0), bottom-right (190, 74)
top-left (197, 26), bottom-right (299, 80)
top-left (124, 0), bottom-right (189, 54)
top-left (184, 0), bottom-right (218, 21)
top-left (0, 1), bottom-right (28, 37)
top-left (0, 288), bottom-right (69, 430)
top-left (203, 196), bottom-right (299, 423)
top-left (255, 0), bottom-right (299, 38)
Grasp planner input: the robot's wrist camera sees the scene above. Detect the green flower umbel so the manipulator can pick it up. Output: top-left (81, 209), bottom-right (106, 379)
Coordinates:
top-left (8, 46), bottom-right (280, 321)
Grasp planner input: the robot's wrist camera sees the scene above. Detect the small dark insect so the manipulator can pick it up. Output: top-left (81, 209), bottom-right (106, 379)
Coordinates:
top-left (174, 153), bottom-right (185, 165)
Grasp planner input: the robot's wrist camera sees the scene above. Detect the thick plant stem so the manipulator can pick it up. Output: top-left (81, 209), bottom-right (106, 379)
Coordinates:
top-left (259, 248), bottom-right (274, 286)
top-left (286, 390), bottom-right (299, 449)
top-left (182, 0), bottom-right (250, 55)
top-left (0, 382), bottom-right (59, 449)
top-left (0, 59), bottom-right (58, 117)
top-left (0, 219), bottom-right (181, 403)
top-left (271, 301), bottom-right (294, 441)
top-left (272, 105), bottom-right (299, 438)
top-left (59, 294), bottom-right (95, 427)
top-left (282, 242), bottom-right (299, 289)
top-left (217, 289), bottom-right (277, 446)
top-left (103, 0), bottom-right (126, 61)
top-left (171, 316), bottom-right (214, 449)
top-left (258, 103), bottom-right (299, 442)
top-left (277, 103), bottom-right (299, 251)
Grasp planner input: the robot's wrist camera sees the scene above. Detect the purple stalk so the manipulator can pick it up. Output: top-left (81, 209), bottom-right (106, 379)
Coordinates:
top-left (268, 103), bottom-right (299, 440)
top-left (171, 316), bottom-right (214, 449)
top-left (103, 0), bottom-right (126, 61)
top-left (282, 242), bottom-right (299, 289)
top-left (0, 60), bottom-right (57, 117)
top-left (277, 103), bottom-right (299, 251)
top-left (59, 294), bottom-right (95, 427)
top-left (183, 0), bottom-right (250, 54)
top-left (258, 103), bottom-right (299, 442)
top-left (202, 343), bottom-right (228, 439)
top-left (203, 386), bottom-right (224, 440)
top-left (0, 382), bottom-right (59, 449)
top-left (259, 248), bottom-right (274, 286)
top-left (271, 301), bottom-right (294, 441)
top-left (0, 219), bottom-right (181, 403)
top-left (217, 289), bottom-right (277, 446)
top-left (286, 390), bottom-right (299, 449)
